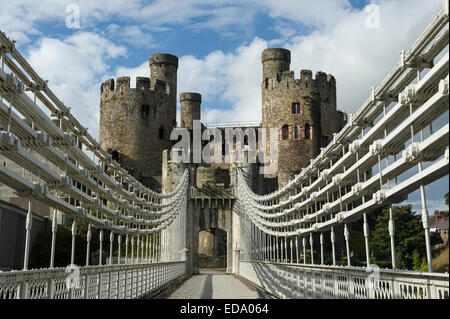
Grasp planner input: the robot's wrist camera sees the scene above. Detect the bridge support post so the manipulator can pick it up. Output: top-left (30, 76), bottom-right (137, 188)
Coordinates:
top-left (363, 213), bottom-right (370, 267)
top-left (118, 235), bottom-right (122, 265)
top-left (320, 233), bottom-right (324, 265)
top-left (344, 224), bottom-right (351, 267)
top-left (302, 237), bottom-right (306, 264)
top-left (109, 232), bottom-right (114, 265)
top-left (86, 224), bottom-right (91, 266)
top-left (50, 209), bottom-right (57, 268)
top-left (234, 248), bottom-right (240, 275)
top-left (99, 229), bottom-right (104, 265)
top-left (71, 220), bottom-right (77, 265)
top-left (23, 199), bottom-right (32, 271)
top-left (331, 227), bottom-right (336, 266)
top-left (226, 227), bottom-right (233, 274)
top-left (388, 207), bottom-right (396, 270)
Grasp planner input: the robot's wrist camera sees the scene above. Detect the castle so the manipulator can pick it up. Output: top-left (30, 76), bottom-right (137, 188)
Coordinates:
top-left (100, 48), bottom-right (347, 191)
top-left (99, 54), bottom-right (178, 190)
top-left (99, 48), bottom-right (347, 271)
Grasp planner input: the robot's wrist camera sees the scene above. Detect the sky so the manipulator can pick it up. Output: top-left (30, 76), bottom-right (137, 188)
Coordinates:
top-left (0, 0), bottom-right (448, 212)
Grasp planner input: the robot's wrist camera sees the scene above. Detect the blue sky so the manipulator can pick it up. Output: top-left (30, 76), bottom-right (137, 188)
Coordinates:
top-left (0, 0), bottom-right (448, 212)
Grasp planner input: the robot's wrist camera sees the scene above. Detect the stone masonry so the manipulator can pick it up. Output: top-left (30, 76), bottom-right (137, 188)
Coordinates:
top-left (99, 48), bottom-right (347, 271)
top-left (261, 48), bottom-right (342, 188)
top-left (99, 54), bottom-right (178, 190)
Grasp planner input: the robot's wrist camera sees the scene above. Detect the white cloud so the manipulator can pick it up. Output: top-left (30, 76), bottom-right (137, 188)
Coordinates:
top-left (283, 0), bottom-right (443, 114)
top-left (112, 38), bottom-right (267, 125)
top-left (26, 32), bottom-right (127, 139)
top-left (0, 0), bottom-right (260, 47)
top-left (256, 0), bottom-right (353, 30)
top-left (9, 0), bottom-right (445, 132)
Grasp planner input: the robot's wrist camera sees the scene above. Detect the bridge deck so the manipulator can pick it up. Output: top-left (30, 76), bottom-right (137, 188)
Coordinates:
top-left (167, 268), bottom-right (263, 299)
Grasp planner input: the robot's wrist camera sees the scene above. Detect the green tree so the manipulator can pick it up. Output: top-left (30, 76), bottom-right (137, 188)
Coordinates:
top-left (370, 205), bottom-right (425, 270)
top-left (412, 250), bottom-right (421, 271)
top-left (420, 257), bottom-right (428, 272)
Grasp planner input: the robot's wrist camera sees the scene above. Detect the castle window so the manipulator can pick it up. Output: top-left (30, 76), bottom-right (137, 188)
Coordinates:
top-left (109, 149), bottom-right (121, 165)
top-left (265, 78), bottom-right (268, 89)
top-left (294, 126), bottom-right (298, 139)
top-left (281, 125), bottom-right (289, 140)
top-left (159, 126), bottom-right (165, 139)
top-left (322, 135), bottom-right (329, 147)
top-left (141, 104), bottom-right (150, 117)
top-left (292, 102), bottom-right (301, 114)
top-left (305, 123), bottom-right (311, 140)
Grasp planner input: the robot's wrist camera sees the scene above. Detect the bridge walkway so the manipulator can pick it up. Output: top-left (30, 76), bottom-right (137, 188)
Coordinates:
top-left (167, 268), bottom-right (266, 299)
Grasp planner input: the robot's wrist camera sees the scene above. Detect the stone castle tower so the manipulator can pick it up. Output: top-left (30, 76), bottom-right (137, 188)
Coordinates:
top-left (261, 48), bottom-right (342, 188)
top-left (180, 92), bottom-right (201, 130)
top-left (99, 53), bottom-right (178, 190)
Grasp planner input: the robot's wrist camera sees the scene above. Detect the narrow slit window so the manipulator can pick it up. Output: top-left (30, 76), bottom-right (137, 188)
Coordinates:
top-left (282, 125), bottom-right (289, 140)
top-left (305, 123), bottom-right (311, 140)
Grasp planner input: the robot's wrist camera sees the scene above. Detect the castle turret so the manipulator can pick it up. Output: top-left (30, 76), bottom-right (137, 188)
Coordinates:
top-left (99, 53), bottom-right (179, 190)
top-left (261, 48), bottom-right (291, 82)
top-left (180, 92), bottom-right (201, 130)
top-left (150, 53), bottom-right (178, 107)
top-left (261, 48), bottom-right (338, 189)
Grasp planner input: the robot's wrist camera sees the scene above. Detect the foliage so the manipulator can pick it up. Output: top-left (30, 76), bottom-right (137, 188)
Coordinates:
top-left (412, 250), bottom-right (421, 271)
top-left (370, 251), bottom-right (377, 265)
top-left (370, 205), bottom-right (426, 270)
top-left (340, 256), bottom-right (365, 267)
top-left (420, 257), bottom-right (428, 272)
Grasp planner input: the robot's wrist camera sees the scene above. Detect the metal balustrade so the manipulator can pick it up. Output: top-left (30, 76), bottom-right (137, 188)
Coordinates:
top-left (0, 261), bottom-right (185, 299)
top-left (239, 261), bottom-right (449, 299)
top-left (234, 1), bottom-right (449, 299)
top-left (0, 1), bottom-right (449, 300)
top-left (0, 18), bottom-right (189, 299)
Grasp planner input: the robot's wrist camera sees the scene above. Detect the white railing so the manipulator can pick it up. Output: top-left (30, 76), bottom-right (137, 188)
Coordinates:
top-left (0, 261), bottom-right (185, 299)
top-left (0, 11), bottom-right (190, 299)
top-left (240, 261), bottom-right (449, 299)
top-left (234, 0), bottom-right (450, 298)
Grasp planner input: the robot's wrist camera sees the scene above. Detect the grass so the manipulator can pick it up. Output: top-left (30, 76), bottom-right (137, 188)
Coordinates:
top-left (432, 246), bottom-right (449, 273)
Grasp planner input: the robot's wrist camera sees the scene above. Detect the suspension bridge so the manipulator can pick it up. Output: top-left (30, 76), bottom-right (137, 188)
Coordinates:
top-left (0, 2), bottom-right (449, 300)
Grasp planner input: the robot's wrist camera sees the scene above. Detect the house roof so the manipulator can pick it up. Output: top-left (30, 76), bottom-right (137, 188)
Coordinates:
top-left (430, 218), bottom-right (449, 230)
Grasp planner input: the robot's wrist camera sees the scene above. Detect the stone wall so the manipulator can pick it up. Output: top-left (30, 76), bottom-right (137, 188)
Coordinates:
top-left (261, 48), bottom-right (340, 188)
top-left (0, 200), bottom-right (50, 271)
top-left (99, 54), bottom-right (178, 190)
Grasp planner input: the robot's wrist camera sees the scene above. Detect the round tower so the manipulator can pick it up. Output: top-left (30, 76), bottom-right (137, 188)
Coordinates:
top-left (261, 48), bottom-right (322, 189)
top-left (100, 53), bottom-right (179, 191)
top-left (150, 53), bottom-right (178, 107)
top-left (261, 48), bottom-right (291, 82)
top-left (180, 92), bottom-right (201, 130)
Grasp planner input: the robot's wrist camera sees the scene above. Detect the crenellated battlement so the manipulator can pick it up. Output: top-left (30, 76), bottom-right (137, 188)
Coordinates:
top-left (264, 68), bottom-right (336, 93)
top-left (100, 76), bottom-right (170, 97)
top-left (261, 47), bottom-right (341, 186)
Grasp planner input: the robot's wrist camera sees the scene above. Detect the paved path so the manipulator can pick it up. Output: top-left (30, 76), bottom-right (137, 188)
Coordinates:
top-left (167, 268), bottom-right (261, 299)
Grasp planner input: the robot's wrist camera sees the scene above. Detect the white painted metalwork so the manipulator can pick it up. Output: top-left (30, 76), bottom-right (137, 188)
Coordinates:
top-left (240, 261), bottom-right (449, 299)
top-left (0, 26), bottom-right (190, 299)
top-left (236, 1), bottom-right (449, 299)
